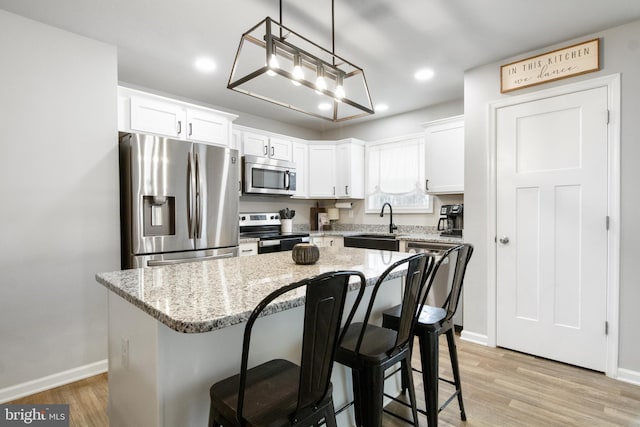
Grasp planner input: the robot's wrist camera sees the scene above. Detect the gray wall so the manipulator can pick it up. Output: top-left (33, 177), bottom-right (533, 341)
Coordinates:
top-left (0, 11), bottom-right (119, 389)
top-left (464, 19), bottom-right (640, 372)
top-left (320, 99), bottom-right (463, 141)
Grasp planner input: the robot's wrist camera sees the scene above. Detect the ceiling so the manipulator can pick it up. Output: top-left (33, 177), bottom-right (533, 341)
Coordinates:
top-left (2, 0), bottom-right (640, 132)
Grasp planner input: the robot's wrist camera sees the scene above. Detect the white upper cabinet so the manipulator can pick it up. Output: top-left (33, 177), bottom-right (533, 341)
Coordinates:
top-left (129, 96), bottom-right (184, 138)
top-left (305, 140), bottom-right (365, 199)
top-left (292, 141), bottom-right (309, 198)
top-left (308, 143), bottom-right (337, 198)
top-left (423, 115), bottom-right (464, 194)
top-left (335, 139), bottom-right (365, 199)
top-left (242, 131), bottom-right (293, 161)
top-left (185, 108), bottom-right (231, 146)
top-left (118, 87), bottom-right (237, 147)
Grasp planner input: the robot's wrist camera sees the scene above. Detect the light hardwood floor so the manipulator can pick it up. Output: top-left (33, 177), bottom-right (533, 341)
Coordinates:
top-left (8, 336), bottom-right (640, 426)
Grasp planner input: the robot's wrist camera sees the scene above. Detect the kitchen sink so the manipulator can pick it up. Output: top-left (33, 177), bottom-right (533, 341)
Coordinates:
top-left (343, 233), bottom-right (400, 251)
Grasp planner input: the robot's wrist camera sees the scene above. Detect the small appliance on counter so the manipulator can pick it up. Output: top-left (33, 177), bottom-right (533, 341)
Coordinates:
top-left (437, 204), bottom-right (463, 236)
top-left (239, 212), bottom-right (309, 254)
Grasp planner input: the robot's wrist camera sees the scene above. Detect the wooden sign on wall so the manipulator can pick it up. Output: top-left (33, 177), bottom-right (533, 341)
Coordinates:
top-left (500, 38), bottom-right (600, 93)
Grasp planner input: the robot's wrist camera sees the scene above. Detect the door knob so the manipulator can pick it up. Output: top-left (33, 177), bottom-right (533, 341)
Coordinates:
top-left (498, 236), bottom-right (510, 244)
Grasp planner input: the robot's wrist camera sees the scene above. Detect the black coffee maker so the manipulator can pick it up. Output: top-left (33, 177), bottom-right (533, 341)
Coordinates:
top-left (437, 204), bottom-right (463, 236)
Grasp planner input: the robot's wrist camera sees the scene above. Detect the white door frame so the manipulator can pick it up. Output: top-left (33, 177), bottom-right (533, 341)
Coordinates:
top-left (486, 74), bottom-right (621, 377)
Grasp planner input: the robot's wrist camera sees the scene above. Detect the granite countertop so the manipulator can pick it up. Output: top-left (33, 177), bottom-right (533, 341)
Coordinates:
top-left (96, 247), bottom-right (413, 334)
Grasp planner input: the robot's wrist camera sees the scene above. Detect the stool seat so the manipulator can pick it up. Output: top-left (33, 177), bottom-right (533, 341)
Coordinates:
top-left (210, 359), bottom-right (301, 427)
top-left (384, 304), bottom-right (448, 330)
top-left (336, 323), bottom-right (401, 365)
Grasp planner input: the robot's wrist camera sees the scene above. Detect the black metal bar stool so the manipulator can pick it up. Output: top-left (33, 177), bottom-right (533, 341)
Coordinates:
top-left (208, 270), bottom-right (366, 427)
top-left (382, 243), bottom-right (474, 427)
top-left (334, 253), bottom-right (432, 427)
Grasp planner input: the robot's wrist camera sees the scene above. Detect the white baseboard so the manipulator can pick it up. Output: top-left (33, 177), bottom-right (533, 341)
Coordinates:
top-left (460, 330), bottom-right (489, 346)
top-left (616, 368), bottom-right (640, 386)
top-left (0, 359), bottom-right (108, 404)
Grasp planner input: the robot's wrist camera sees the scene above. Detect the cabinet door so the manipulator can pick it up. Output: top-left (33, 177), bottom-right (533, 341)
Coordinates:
top-left (336, 142), bottom-right (365, 199)
top-left (326, 236), bottom-right (344, 247)
top-left (186, 108), bottom-right (229, 146)
top-left (292, 142), bottom-right (308, 198)
top-left (242, 132), bottom-right (269, 157)
top-left (424, 116), bottom-right (464, 194)
top-left (269, 137), bottom-right (293, 161)
top-left (130, 96), bottom-right (185, 138)
top-left (239, 241), bottom-right (258, 256)
top-left (308, 145), bottom-right (336, 198)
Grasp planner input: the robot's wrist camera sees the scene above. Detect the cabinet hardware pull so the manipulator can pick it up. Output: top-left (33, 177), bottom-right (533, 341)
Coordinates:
top-left (271, 146), bottom-right (274, 157)
top-left (189, 123), bottom-right (193, 136)
top-left (264, 145), bottom-right (268, 155)
top-left (345, 185), bottom-right (349, 195)
top-left (333, 186), bottom-right (336, 195)
top-left (426, 179), bottom-right (429, 191)
top-left (177, 120), bottom-right (182, 135)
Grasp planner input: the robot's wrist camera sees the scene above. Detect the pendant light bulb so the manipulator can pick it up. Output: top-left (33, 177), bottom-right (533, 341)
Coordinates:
top-left (335, 72), bottom-right (345, 100)
top-left (315, 65), bottom-right (326, 95)
top-left (291, 53), bottom-right (304, 86)
top-left (266, 53), bottom-right (279, 77)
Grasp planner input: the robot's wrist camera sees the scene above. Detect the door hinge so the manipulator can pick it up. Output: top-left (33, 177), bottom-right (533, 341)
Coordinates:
top-left (605, 321), bottom-right (609, 335)
top-left (606, 216), bottom-right (610, 230)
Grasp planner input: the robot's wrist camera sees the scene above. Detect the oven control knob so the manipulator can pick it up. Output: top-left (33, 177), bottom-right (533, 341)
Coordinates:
top-left (240, 216), bottom-right (246, 221)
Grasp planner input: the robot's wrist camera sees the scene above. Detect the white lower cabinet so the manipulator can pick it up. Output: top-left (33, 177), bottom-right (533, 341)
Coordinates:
top-left (310, 236), bottom-right (343, 248)
top-left (324, 236), bottom-right (344, 248)
top-left (239, 241), bottom-right (258, 256)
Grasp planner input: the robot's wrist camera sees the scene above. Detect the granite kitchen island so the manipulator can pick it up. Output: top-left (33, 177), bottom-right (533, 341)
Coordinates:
top-left (96, 247), bottom-right (413, 427)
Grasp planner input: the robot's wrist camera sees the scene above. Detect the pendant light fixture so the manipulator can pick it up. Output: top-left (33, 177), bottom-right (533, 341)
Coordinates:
top-left (227, 0), bottom-right (374, 122)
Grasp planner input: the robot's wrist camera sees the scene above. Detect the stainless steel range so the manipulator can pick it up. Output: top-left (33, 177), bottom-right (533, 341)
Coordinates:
top-left (239, 212), bottom-right (310, 254)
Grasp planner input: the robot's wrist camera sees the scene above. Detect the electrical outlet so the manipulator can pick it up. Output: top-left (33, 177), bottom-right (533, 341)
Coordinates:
top-left (121, 337), bottom-right (130, 370)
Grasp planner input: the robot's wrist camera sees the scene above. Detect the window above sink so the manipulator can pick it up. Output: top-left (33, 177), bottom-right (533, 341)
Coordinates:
top-left (365, 133), bottom-right (433, 214)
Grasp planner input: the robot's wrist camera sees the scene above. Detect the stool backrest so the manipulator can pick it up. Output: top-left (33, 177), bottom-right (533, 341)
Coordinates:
top-left (343, 253), bottom-right (430, 357)
top-left (420, 243), bottom-right (474, 321)
top-left (237, 270), bottom-right (366, 424)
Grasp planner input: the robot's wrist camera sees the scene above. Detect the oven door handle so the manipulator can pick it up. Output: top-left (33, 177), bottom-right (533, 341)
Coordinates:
top-left (259, 240), bottom-right (281, 248)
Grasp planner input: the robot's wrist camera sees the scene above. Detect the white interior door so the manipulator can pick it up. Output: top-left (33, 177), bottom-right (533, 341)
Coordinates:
top-left (496, 86), bottom-right (609, 371)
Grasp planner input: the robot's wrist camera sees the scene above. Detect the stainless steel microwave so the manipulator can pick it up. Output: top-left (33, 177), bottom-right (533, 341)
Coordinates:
top-left (242, 155), bottom-right (297, 196)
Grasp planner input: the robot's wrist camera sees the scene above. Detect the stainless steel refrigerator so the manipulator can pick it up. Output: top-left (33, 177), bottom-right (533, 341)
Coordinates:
top-left (119, 133), bottom-right (239, 268)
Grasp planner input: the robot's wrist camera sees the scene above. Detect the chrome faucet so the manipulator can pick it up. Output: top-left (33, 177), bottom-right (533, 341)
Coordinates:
top-left (380, 203), bottom-right (397, 234)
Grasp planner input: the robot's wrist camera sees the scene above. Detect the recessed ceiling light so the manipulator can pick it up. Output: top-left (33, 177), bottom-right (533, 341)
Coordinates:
top-left (195, 57), bottom-right (216, 73)
top-left (376, 103), bottom-right (389, 112)
top-left (318, 102), bottom-right (332, 111)
top-left (414, 68), bottom-right (434, 81)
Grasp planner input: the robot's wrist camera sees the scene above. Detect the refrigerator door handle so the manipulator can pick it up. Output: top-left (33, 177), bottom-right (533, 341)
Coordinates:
top-left (187, 152), bottom-right (196, 239)
top-left (195, 151), bottom-right (203, 239)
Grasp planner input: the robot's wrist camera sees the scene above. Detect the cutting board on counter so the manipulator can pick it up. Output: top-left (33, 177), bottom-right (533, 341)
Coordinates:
top-left (310, 207), bottom-right (326, 231)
